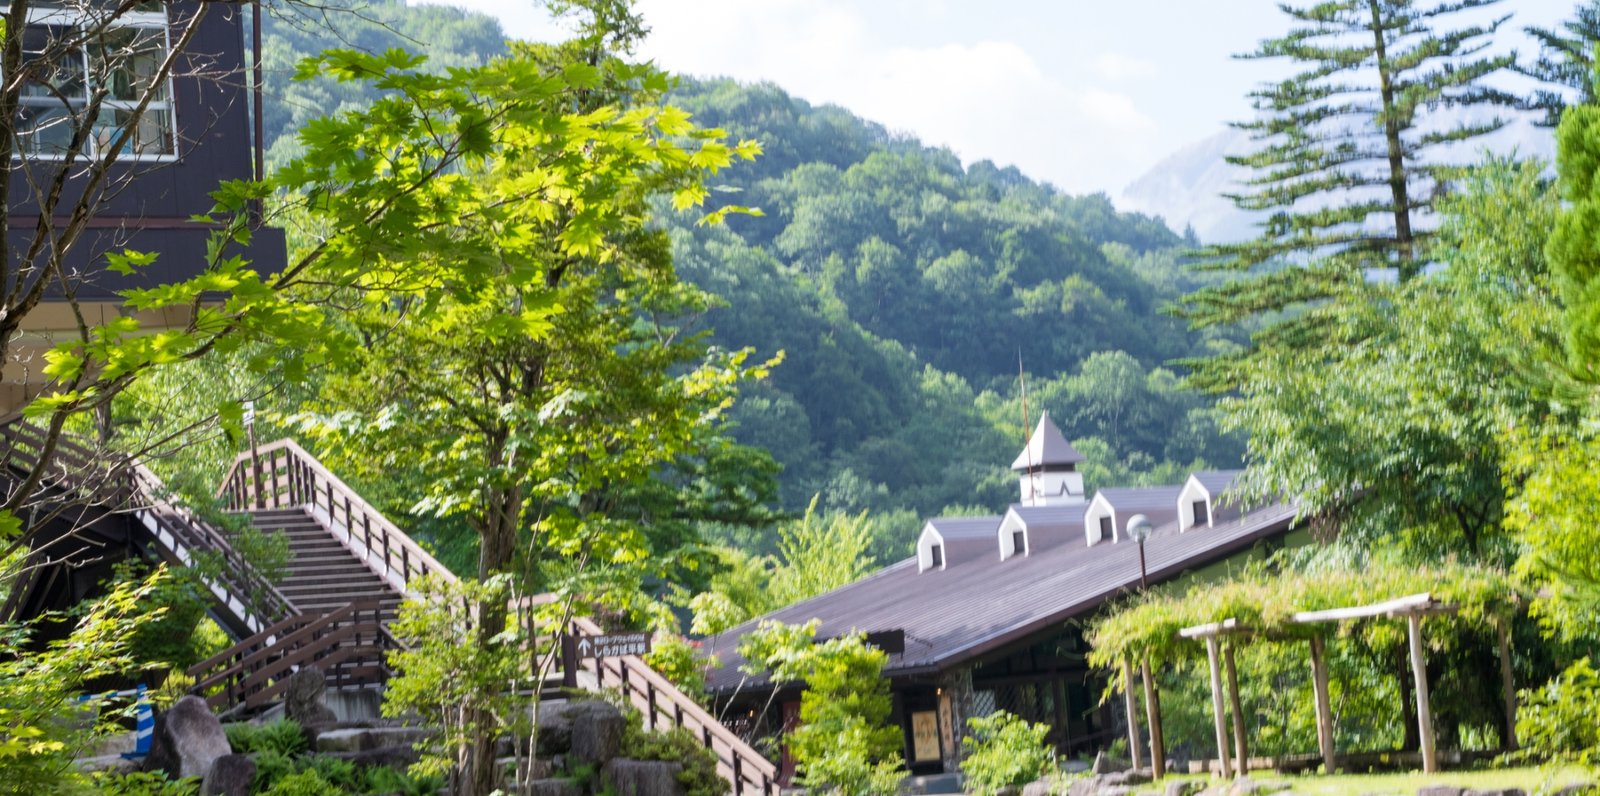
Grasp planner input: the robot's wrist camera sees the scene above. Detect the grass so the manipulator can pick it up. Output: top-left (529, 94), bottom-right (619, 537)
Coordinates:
top-left (1148, 765), bottom-right (1592, 796)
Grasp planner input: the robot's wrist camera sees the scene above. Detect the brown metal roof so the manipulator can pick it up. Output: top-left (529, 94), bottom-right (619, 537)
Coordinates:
top-left (705, 501), bottom-right (1297, 693)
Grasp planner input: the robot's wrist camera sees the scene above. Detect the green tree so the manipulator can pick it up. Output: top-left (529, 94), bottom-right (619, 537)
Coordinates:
top-left (1180, 0), bottom-right (1516, 392)
top-left (738, 621), bottom-right (903, 796)
top-left (1519, 2), bottom-right (1600, 127)
top-left (1223, 157), bottom-right (1560, 558)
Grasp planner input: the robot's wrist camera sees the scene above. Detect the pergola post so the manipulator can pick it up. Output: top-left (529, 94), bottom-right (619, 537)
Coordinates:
top-left (1122, 657), bottom-right (1144, 770)
top-left (1309, 634), bottom-right (1336, 773)
top-left (1495, 617), bottom-right (1518, 751)
top-left (1204, 636), bottom-right (1233, 778)
top-left (1224, 642), bottom-right (1248, 771)
top-left (1141, 659), bottom-right (1165, 778)
top-left (1406, 613), bottom-right (1437, 774)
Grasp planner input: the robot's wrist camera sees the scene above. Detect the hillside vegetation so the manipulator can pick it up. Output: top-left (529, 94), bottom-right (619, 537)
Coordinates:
top-left (257, 2), bottom-right (1243, 557)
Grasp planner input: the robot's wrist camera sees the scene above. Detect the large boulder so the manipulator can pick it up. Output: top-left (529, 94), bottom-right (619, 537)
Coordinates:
top-left (143, 696), bottom-right (231, 780)
top-left (603, 758), bottom-right (685, 796)
top-left (1022, 778), bottom-right (1055, 796)
top-left (1167, 780), bottom-right (1201, 796)
top-left (1464, 790), bottom-right (1526, 796)
top-left (1418, 787), bottom-right (1465, 796)
top-left (314, 726), bottom-right (434, 754)
top-left (528, 778), bottom-right (585, 796)
top-left (201, 754), bottom-right (257, 796)
top-left (567, 700), bottom-right (625, 765)
top-left (1092, 751), bottom-right (1126, 775)
top-left (536, 701), bottom-right (575, 757)
top-left (284, 668), bottom-right (336, 726)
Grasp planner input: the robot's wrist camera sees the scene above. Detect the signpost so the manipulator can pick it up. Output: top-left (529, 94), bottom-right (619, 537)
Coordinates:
top-left (561, 629), bottom-right (655, 687)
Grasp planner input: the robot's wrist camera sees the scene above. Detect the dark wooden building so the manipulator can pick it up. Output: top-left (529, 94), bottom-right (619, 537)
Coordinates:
top-left (704, 414), bottom-right (1306, 777)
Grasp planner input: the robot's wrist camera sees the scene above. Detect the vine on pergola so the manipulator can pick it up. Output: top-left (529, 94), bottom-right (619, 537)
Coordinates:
top-left (1087, 562), bottom-right (1517, 671)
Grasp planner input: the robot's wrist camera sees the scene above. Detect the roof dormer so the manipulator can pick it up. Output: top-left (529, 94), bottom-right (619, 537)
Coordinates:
top-left (917, 523), bottom-right (947, 572)
top-left (997, 511), bottom-right (1028, 560)
top-left (1178, 471), bottom-right (1244, 531)
top-left (1082, 491), bottom-right (1117, 545)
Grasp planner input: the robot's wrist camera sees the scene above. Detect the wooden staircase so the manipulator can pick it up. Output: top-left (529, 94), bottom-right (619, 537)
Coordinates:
top-left (5, 427), bottom-right (781, 796)
top-left (249, 507), bottom-right (403, 621)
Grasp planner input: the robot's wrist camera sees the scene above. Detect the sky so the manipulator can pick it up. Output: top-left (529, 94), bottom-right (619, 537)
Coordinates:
top-left (420, 0), bottom-right (1577, 197)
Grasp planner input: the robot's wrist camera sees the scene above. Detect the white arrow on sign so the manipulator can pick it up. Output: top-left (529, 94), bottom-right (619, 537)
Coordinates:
top-left (577, 638), bottom-right (592, 656)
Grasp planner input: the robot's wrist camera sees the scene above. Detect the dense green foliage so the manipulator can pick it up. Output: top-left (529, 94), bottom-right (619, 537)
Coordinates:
top-left (738, 621), bottom-right (902, 795)
top-left (1181, 0), bottom-right (1515, 392)
top-left (1516, 658), bottom-right (1600, 763)
top-left (250, 2), bottom-right (1246, 568)
top-left (960, 711), bottom-right (1056, 796)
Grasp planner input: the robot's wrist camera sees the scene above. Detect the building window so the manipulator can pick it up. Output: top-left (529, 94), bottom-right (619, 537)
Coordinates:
top-left (1192, 500), bottom-right (1209, 528)
top-left (17, 6), bottom-right (175, 159)
top-left (1098, 515), bottom-right (1111, 541)
top-left (1012, 530), bottom-right (1026, 556)
top-left (930, 544), bottom-right (943, 568)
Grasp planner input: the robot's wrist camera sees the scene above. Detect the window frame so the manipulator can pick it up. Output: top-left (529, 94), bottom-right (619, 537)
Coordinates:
top-left (930, 543), bottom-right (944, 569)
top-left (14, 4), bottom-right (178, 162)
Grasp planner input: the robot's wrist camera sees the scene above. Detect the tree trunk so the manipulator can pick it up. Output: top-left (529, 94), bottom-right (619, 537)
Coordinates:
top-left (1368, 0), bottom-right (1417, 276)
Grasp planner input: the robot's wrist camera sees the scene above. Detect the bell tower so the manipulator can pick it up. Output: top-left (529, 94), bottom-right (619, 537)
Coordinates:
top-left (1012, 411), bottom-right (1086, 507)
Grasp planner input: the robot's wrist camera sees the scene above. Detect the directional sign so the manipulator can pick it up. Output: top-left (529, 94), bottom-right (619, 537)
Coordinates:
top-left (576, 632), bottom-right (653, 659)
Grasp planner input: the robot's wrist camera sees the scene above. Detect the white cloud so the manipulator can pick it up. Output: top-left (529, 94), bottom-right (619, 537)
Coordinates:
top-left (1091, 53), bottom-right (1157, 81)
top-left (416, 0), bottom-right (1163, 194)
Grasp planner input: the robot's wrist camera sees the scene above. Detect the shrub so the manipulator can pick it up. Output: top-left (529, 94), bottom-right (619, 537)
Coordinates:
top-left (361, 765), bottom-right (444, 796)
top-left (627, 726), bottom-right (729, 796)
top-left (224, 719), bottom-right (307, 757)
top-left (250, 749), bottom-right (298, 793)
top-left (301, 755), bottom-right (359, 791)
top-left (1517, 657), bottom-right (1600, 763)
top-left (961, 711), bottom-right (1055, 796)
top-left (262, 769), bottom-right (341, 796)
top-left (88, 770), bottom-right (200, 796)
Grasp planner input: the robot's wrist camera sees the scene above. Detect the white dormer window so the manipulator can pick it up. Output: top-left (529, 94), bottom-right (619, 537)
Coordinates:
top-left (1083, 491), bottom-right (1116, 545)
top-left (1191, 500), bottom-right (1209, 528)
top-left (1012, 530), bottom-right (1026, 556)
top-left (917, 522), bottom-right (948, 571)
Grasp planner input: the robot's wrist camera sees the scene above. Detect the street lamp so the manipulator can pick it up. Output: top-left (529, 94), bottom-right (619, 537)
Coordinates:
top-left (1126, 513), bottom-right (1154, 589)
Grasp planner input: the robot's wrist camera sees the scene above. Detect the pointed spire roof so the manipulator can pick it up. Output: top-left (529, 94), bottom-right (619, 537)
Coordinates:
top-left (1010, 411), bottom-right (1085, 471)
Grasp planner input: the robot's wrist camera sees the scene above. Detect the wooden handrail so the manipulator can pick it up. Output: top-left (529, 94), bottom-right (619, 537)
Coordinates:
top-left (187, 600), bottom-right (396, 710)
top-left (0, 418), bottom-right (295, 632)
top-left (573, 617), bottom-right (778, 796)
top-left (219, 439), bottom-right (452, 593)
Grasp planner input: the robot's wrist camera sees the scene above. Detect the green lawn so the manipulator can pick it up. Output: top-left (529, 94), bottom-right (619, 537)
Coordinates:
top-left (1151, 766), bottom-right (1592, 796)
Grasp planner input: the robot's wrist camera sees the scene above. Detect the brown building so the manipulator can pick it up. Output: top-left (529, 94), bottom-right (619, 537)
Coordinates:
top-left (704, 413), bottom-right (1306, 777)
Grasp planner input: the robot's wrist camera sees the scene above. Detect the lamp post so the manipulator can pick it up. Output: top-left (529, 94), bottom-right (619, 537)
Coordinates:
top-left (1125, 513), bottom-right (1164, 777)
top-left (1126, 513), bottom-right (1153, 588)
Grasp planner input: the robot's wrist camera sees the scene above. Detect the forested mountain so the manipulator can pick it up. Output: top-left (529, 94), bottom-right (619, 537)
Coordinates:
top-left (257, 2), bottom-right (1243, 544)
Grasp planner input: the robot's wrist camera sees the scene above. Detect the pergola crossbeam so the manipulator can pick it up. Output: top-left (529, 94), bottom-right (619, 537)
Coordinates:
top-left (1179, 618), bottom-right (1242, 639)
top-left (1290, 592), bottom-right (1454, 624)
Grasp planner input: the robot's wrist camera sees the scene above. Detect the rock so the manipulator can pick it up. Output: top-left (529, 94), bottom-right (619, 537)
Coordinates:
top-left (202, 754), bottom-right (256, 796)
top-left (1098, 787), bottom-right (1134, 796)
top-left (1464, 790), bottom-right (1525, 796)
top-left (283, 668), bottom-right (336, 727)
top-left (536, 702), bottom-right (575, 756)
top-left (76, 754), bottom-right (140, 775)
top-left (567, 700), bottom-right (626, 765)
top-left (1417, 787), bottom-right (1465, 796)
top-left (1022, 777), bottom-right (1055, 796)
top-left (143, 696), bottom-right (231, 780)
top-left (1065, 778), bottom-right (1099, 796)
top-left (1124, 770), bottom-right (1154, 786)
top-left (1093, 751), bottom-right (1128, 775)
top-left (314, 726), bottom-right (434, 753)
top-left (1232, 780), bottom-right (1292, 796)
top-left (1555, 784), bottom-right (1597, 796)
top-left (89, 731), bottom-right (137, 758)
top-left (996, 787), bottom-right (1019, 796)
top-left (528, 779), bottom-right (585, 796)
top-left (1167, 780), bottom-right (1201, 796)
top-left (322, 745), bottom-right (422, 769)
top-left (603, 758), bottom-right (685, 796)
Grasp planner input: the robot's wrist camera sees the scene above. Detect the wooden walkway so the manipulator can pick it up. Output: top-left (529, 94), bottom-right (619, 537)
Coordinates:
top-left (0, 431), bottom-right (780, 796)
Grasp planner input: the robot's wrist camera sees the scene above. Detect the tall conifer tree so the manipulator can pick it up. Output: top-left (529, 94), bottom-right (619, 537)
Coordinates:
top-left (1179, 0), bottom-right (1515, 391)
top-left (1519, 3), bottom-right (1600, 127)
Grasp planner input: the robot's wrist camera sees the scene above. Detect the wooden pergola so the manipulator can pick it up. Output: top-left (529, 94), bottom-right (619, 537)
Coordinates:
top-left (1162, 592), bottom-right (1518, 777)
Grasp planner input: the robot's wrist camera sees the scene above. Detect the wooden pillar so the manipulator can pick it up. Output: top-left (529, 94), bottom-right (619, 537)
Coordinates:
top-left (1224, 642), bottom-right (1248, 772)
top-left (1406, 613), bottom-right (1437, 773)
top-left (1495, 618), bottom-right (1518, 752)
top-left (1121, 657), bottom-right (1144, 770)
top-left (1141, 659), bottom-right (1165, 778)
top-left (1309, 635), bottom-right (1336, 774)
top-left (1204, 637), bottom-right (1233, 778)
